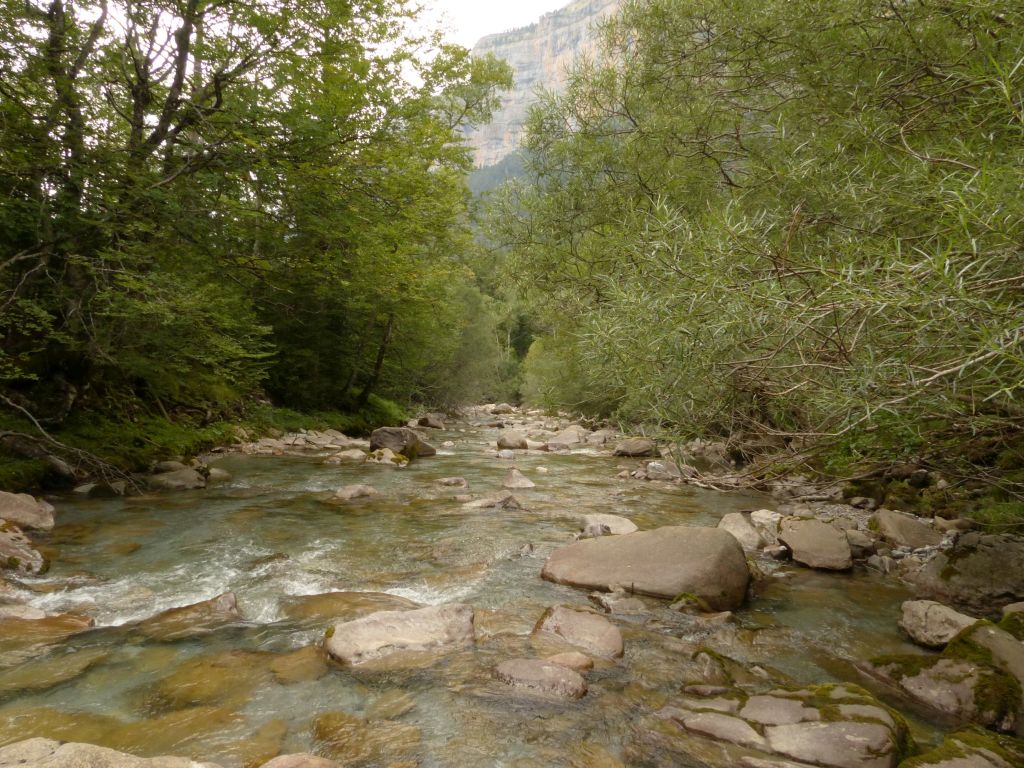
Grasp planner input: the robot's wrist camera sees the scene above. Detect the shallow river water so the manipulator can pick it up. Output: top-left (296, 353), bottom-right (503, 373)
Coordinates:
top-left (0, 419), bottom-right (937, 766)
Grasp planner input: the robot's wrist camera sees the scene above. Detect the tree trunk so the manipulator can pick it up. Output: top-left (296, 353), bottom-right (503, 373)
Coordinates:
top-left (357, 314), bottom-right (394, 408)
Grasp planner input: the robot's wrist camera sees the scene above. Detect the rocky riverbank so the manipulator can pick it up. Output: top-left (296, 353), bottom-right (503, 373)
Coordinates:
top-left (1, 403), bottom-right (1022, 766)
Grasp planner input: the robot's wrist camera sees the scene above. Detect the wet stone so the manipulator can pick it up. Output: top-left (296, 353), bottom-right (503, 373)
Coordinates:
top-left (534, 605), bottom-right (624, 659)
top-left (493, 658), bottom-right (588, 699)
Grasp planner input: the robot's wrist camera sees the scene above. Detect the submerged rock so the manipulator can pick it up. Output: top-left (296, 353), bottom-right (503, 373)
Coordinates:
top-left (262, 756), bottom-right (339, 768)
top-left (542, 526), bottom-right (750, 610)
top-left (0, 491), bottom-right (55, 532)
top-left (312, 711), bottom-right (421, 766)
top-left (135, 592), bottom-right (241, 641)
top-left (324, 603), bottom-right (475, 665)
top-left (334, 484), bottom-right (378, 501)
top-left (282, 591), bottom-right (419, 623)
top-left (778, 518), bottom-right (853, 571)
top-left (534, 605), bottom-right (624, 659)
top-left (493, 658), bottom-right (588, 699)
top-left (462, 492), bottom-right (521, 510)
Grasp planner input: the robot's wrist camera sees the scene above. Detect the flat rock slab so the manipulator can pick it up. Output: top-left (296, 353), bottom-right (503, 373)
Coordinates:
top-left (325, 603), bottom-right (475, 665)
top-left (534, 605), bottom-right (624, 658)
top-left (778, 519), bottom-right (853, 571)
top-left (766, 721), bottom-right (897, 768)
top-left (0, 738), bottom-right (223, 768)
top-left (147, 468), bottom-right (206, 491)
top-left (541, 526), bottom-right (750, 610)
top-left (899, 600), bottom-right (978, 648)
top-left (262, 756), bottom-right (339, 768)
top-left (872, 509), bottom-right (942, 549)
top-left (0, 492), bottom-right (55, 532)
top-left (493, 658), bottom-right (587, 699)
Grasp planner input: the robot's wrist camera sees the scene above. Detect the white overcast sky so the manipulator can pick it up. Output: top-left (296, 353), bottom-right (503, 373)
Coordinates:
top-left (420, 1), bottom-right (570, 48)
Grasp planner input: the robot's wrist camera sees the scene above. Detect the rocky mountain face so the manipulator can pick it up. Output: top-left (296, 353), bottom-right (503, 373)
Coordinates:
top-left (466, 0), bottom-right (620, 168)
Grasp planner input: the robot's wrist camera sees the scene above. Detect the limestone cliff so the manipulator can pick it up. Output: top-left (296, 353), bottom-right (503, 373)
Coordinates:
top-left (466, 0), bottom-right (620, 168)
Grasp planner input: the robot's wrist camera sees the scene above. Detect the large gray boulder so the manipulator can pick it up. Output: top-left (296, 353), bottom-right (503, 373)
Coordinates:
top-left (368, 427), bottom-right (436, 460)
top-left (533, 605), bottom-right (624, 658)
top-left (0, 739), bottom-right (223, 768)
top-left (899, 600), bottom-right (978, 648)
top-left (613, 438), bottom-right (657, 457)
top-left (778, 518), bottom-right (853, 570)
top-left (903, 532), bottom-right (1024, 616)
top-left (871, 509), bottom-right (942, 549)
top-left (547, 425), bottom-right (590, 449)
top-left (493, 658), bottom-right (587, 699)
top-left (0, 525), bottom-right (46, 574)
top-left (324, 603), bottom-right (475, 665)
top-left (0, 491), bottom-right (55, 532)
top-left (541, 526), bottom-right (750, 610)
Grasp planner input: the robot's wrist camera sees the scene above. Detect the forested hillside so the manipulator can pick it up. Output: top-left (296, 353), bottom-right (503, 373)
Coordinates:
top-left (491, 0), bottom-right (1024, 520)
top-left (0, 0), bottom-right (512, 483)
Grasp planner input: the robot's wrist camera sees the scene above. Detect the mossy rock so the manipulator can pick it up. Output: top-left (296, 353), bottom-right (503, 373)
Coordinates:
top-left (899, 726), bottom-right (1024, 767)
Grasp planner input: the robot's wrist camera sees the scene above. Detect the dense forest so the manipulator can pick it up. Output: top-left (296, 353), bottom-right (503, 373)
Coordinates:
top-left (488, 0), bottom-right (1024, 523)
top-left (0, 0), bottom-right (516, 483)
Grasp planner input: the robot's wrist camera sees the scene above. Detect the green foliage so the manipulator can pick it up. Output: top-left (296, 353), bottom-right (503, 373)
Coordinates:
top-left (0, 0), bottom-right (513, 430)
top-left (491, 0), bottom-right (1024, 486)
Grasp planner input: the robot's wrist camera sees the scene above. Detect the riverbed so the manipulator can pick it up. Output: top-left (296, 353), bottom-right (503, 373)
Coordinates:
top-left (0, 417), bottom-right (934, 766)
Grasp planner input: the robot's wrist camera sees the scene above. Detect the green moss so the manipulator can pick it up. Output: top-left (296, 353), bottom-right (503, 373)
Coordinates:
top-left (966, 501), bottom-right (1024, 531)
top-left (867, 653), bottom-right (938, 682)
top-left (945, 621), bottom-right (1023, 725)
top-left (901, 727), bottom-right (1024, 767)
top-left (3, 556), bottom-right (19, 570)
top-left (324, 626), bottom-right (335, 639)
top-left (883, 481), bottom-right (923, 512)
top-left (672, 592), bottom-right (712, 612)
top-left (0, 457), bottom-right (51, 493)
top-left (998, 611), bottom-right (1024, 641)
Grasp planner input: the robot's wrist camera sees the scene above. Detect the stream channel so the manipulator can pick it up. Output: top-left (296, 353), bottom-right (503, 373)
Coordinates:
top-left (0, 417), bottom-right (938, 766)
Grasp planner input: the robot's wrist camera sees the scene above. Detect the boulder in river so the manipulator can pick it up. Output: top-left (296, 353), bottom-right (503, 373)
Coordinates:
top-left (901, 532), bottom-right (1024, 617)
top-left (717, 512), bottom-right (765, 552)
top-left (866, 620), bottom-right (1024, 735)
top-left (547, 425), bottom-right (590, 450)
top-left (899, 600), bottom-right (978, 648)
top-left (777, 518), bottom-right (853, 571)
top-left (147, 468), bottom-right (206, 492)
top-left (417, 414), bottom-right (445, 429)
top-left (262, 756), bottom-right (339, 768)
top-left (462, 492), bottom-right (521, 510)
top-left (324, 603), bottom-right (475, 665)
top-left (871, 508), bottom-right (943, 549)
top-left (368, 427), bottom-right (436, 460)
top-left (546, 651), bottom-right (594, 673)
top-left (491, 403), bottom-right (515, 415)
top-left (435, 476), bottom-right (468, 489)
top-left (542, 526), bottom-right (751, 610)
top-left (497, 431), bottom-right (528, 450)
top-left (324, 449), bottom-right (367, 464)
top-left (0, 491), bottom-right (55, 532)
top-left (0, 738), bottom-right (224, 768)
top-left (135, 592), bottom-right (241, 641)
top-left (533, 605), bottom-right (624, 658)
top-left (613, 438), bottom-right (657, 457)
top-left (0, 524), bottom-right (46, 575)
top-left (503, 468), bottom-right (535, 489)
top-left (493, 658), bottom-right (588, 699)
